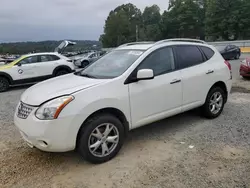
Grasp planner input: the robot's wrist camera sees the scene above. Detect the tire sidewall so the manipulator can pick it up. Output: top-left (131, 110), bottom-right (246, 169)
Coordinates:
top-left (78, 114), bottom-right (125, 164)
top-left (0, 77), bottom-right (9, 92)
top-left (203, 87), bottom-right (226, 119)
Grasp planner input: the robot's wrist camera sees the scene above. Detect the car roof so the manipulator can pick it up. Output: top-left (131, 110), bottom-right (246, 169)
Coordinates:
top-left (25, 52), bottom-right (59, 56)
top-left (116, 41), bottom-right (211, 51)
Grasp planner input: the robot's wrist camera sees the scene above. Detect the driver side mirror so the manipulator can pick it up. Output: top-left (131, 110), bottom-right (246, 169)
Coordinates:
top-left (137, 69), bottom-right (154, 81)
top-left (17, 63), bottom-right (22, 67)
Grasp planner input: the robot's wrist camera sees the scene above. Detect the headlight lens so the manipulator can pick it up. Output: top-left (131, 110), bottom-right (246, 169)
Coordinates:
top-left (35, 96), bottom-right (74, 120)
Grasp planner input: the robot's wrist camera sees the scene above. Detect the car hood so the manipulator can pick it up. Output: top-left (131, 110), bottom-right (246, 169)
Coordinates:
top-left (21, 73), bottom-right (109, 106)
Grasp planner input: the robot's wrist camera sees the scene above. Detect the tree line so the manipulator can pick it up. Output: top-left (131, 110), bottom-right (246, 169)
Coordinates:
top-left (100, 0), bottom-right (250, 47)
top-left (0, 40), bottom-right (101, 55)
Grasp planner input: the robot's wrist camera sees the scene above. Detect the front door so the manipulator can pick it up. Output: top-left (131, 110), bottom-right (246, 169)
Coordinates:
top-left (11, 55), bottom-right (39, 82)
top-left (128, 47), bottom-right (182, 128)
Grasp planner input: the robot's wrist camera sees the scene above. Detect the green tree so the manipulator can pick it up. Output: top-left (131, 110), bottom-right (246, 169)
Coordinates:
top-left (205, 0), bottom-right (242, 40)
top-left (142, 5), bottom-right (162, 41)
top-left (101, 3), bottom-right (142, 47)
top-left (161, 0), bottom-right (203, 39)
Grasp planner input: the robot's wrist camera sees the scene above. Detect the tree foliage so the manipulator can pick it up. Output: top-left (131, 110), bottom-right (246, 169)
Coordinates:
top-left (101, 1), bottom-right (250, 47)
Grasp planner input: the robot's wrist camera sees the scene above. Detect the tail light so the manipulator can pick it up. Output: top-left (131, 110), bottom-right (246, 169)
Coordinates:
top-left (224, 60), bottom-right (232, 79)
top-left (224, 60), bottom-right (231, 70)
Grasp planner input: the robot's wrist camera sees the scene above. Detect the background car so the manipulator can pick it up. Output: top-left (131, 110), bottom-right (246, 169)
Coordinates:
top-left (240, 58), bottom-right (250, 79)
top-left (74, 52), bottom-right (101, 68)
top-left (0, 52), bottom-right (75, 92)
top-left (216, 45), bottom-right (241, 60)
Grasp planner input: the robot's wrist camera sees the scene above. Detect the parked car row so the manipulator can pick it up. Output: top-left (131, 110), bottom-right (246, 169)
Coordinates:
top-left (13, 38), bottom-right (233, 164)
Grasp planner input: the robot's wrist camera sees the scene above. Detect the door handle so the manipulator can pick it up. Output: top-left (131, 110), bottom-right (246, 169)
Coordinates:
top-left (206, 70), bottom-right (214, 74)
top-left (170, 79), bottom-right (181, 84)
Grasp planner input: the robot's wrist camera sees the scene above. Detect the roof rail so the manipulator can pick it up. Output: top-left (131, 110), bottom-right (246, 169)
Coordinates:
top-left (154, 38), bottom-right (207, 45)
top-left (118, 41), bottom-right (155, 48)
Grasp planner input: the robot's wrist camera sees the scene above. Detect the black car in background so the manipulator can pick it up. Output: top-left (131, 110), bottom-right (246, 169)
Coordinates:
top-left (216, 45), bottom-right (241, 60)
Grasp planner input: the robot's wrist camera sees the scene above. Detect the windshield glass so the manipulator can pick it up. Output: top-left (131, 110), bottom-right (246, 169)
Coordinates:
top-left (79, 49), bottom-right (144, 79)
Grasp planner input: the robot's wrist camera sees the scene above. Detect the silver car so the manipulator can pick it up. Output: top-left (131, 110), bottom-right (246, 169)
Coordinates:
top-left (74, 52), bottom-right (101, 68)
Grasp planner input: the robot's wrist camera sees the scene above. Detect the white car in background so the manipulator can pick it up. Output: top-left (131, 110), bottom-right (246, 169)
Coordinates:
top-left (14, 39), bottom-right (232, 164)
top-left (74, 52), bottom-right (101, 68)
top-left (0, 41), bottom-right (76, 92)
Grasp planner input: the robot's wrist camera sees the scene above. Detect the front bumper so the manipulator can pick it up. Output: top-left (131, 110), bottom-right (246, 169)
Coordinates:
top-left (240, 64), bottom-right (250, 77)
top-left (14, 104), bottom-right (77, 152)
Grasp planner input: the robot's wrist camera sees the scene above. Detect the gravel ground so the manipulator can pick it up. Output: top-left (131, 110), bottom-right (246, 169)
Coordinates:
top-left (0, 85), bottom-right (250, 188)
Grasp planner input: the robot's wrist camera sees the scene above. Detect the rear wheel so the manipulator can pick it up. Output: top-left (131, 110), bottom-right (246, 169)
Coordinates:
top-left (55, 69), bottom-right (69, 77)
top-left (243, 76), bottom-right (250, 80)
top-left (202, 87), bottom-right (226, 119)
top-left (0, 77), bottom-right (9, 92)
top-left (77, 114), bottom-right (125, 164)
top-left (81, 61), bottom-right (89, 68)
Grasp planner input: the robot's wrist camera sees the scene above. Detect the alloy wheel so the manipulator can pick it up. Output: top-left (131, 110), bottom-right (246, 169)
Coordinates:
top-left (209, 92), bottom-right (223, 114)
top-left (88, 123), bottom-right (119, 158)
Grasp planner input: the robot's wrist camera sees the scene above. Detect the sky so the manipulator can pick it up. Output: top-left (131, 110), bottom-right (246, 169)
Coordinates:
top-left (0, 0), bottom-right (169, 43)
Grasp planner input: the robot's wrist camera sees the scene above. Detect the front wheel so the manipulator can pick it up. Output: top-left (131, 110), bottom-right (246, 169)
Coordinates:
top-left (202, 87), bottom-right (226, 119)
top-left (0, 77), bottom-right (9, 92)
top-left (81, 61), bottom-right (90, 68)
top-left (77, 114), bottom-right (125, 164)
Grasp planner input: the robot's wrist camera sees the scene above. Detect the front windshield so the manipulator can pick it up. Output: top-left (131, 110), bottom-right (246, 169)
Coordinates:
top-left (79, 49), bottom-right (144, 79)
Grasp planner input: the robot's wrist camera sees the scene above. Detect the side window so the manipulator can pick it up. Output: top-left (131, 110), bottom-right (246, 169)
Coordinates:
top-left (89, 53), bottom-right (97, 58)
top-left (40, 55), bottom-right (60, 62)
top-left (175, 45), bottom-right (204, 69)
top-left (19, 56), bottom-right (38, 65)
top-left (40, 55), bottom-right (52, 62)
top-left (50, 55), bottom-right (60, 61)
top-left (200, 46), bottom-right (215, 60)
top-left (138, 47), bottom-right (175, 76)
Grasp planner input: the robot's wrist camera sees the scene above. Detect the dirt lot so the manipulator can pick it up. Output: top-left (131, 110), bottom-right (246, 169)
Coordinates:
top-left (1, 57), bottom-right (250, 188)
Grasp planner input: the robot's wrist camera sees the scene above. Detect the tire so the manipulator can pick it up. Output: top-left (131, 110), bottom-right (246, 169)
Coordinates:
top-left (0, 77), bottom-right (10, 92)
top-left (77, 114), bottom-right (125, 164)
top-left (81, 61), bottom-right (89, 68)
top-left (243, 76), bottom-right (250, 80)
top-left (55, 69), bottom-right (69, 77)
top-left (202, 87), bottom-right (226, 119)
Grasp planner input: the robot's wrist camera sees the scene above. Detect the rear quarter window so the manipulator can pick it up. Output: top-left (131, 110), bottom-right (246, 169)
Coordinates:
top-left (200, 46), bottom-right (215, 60)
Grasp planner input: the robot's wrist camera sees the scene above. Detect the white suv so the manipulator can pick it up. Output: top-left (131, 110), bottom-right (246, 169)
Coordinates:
top-left (14, 39), bottom-right (232, 163)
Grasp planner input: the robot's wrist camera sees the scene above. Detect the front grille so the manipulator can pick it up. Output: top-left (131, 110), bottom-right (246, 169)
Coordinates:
top-left (17, 102), bottom-right (33, 119)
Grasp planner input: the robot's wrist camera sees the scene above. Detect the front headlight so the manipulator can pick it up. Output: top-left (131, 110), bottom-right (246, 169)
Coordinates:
top-left (35, 96), bottom-right (74, 120)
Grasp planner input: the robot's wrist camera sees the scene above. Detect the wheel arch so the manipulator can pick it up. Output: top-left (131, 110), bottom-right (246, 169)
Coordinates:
top-left (76, 107), bottom-right (130, 148)
top-left (0, 72), bottom-right (13, 84)
top-left (208, 81), bottom-right (228, 103)
top-left (53, 65), bottom-right (72, 76)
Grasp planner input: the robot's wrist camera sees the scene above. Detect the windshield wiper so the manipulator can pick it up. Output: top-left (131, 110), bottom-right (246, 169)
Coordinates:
top-left (81, 73), bottom-right (97, 79)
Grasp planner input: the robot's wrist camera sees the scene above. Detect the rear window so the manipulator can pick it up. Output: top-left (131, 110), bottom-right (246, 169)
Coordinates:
top-left (200, 46), bottom-right (215, 60)
top-left (175, 45), bottom-right (204, 69)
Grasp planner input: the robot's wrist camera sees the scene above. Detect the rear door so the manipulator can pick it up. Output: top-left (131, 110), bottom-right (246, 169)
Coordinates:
top-left (174, 45), bottom-right (214, 112)
top-left (35, 55), bottom-right (61, 77)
